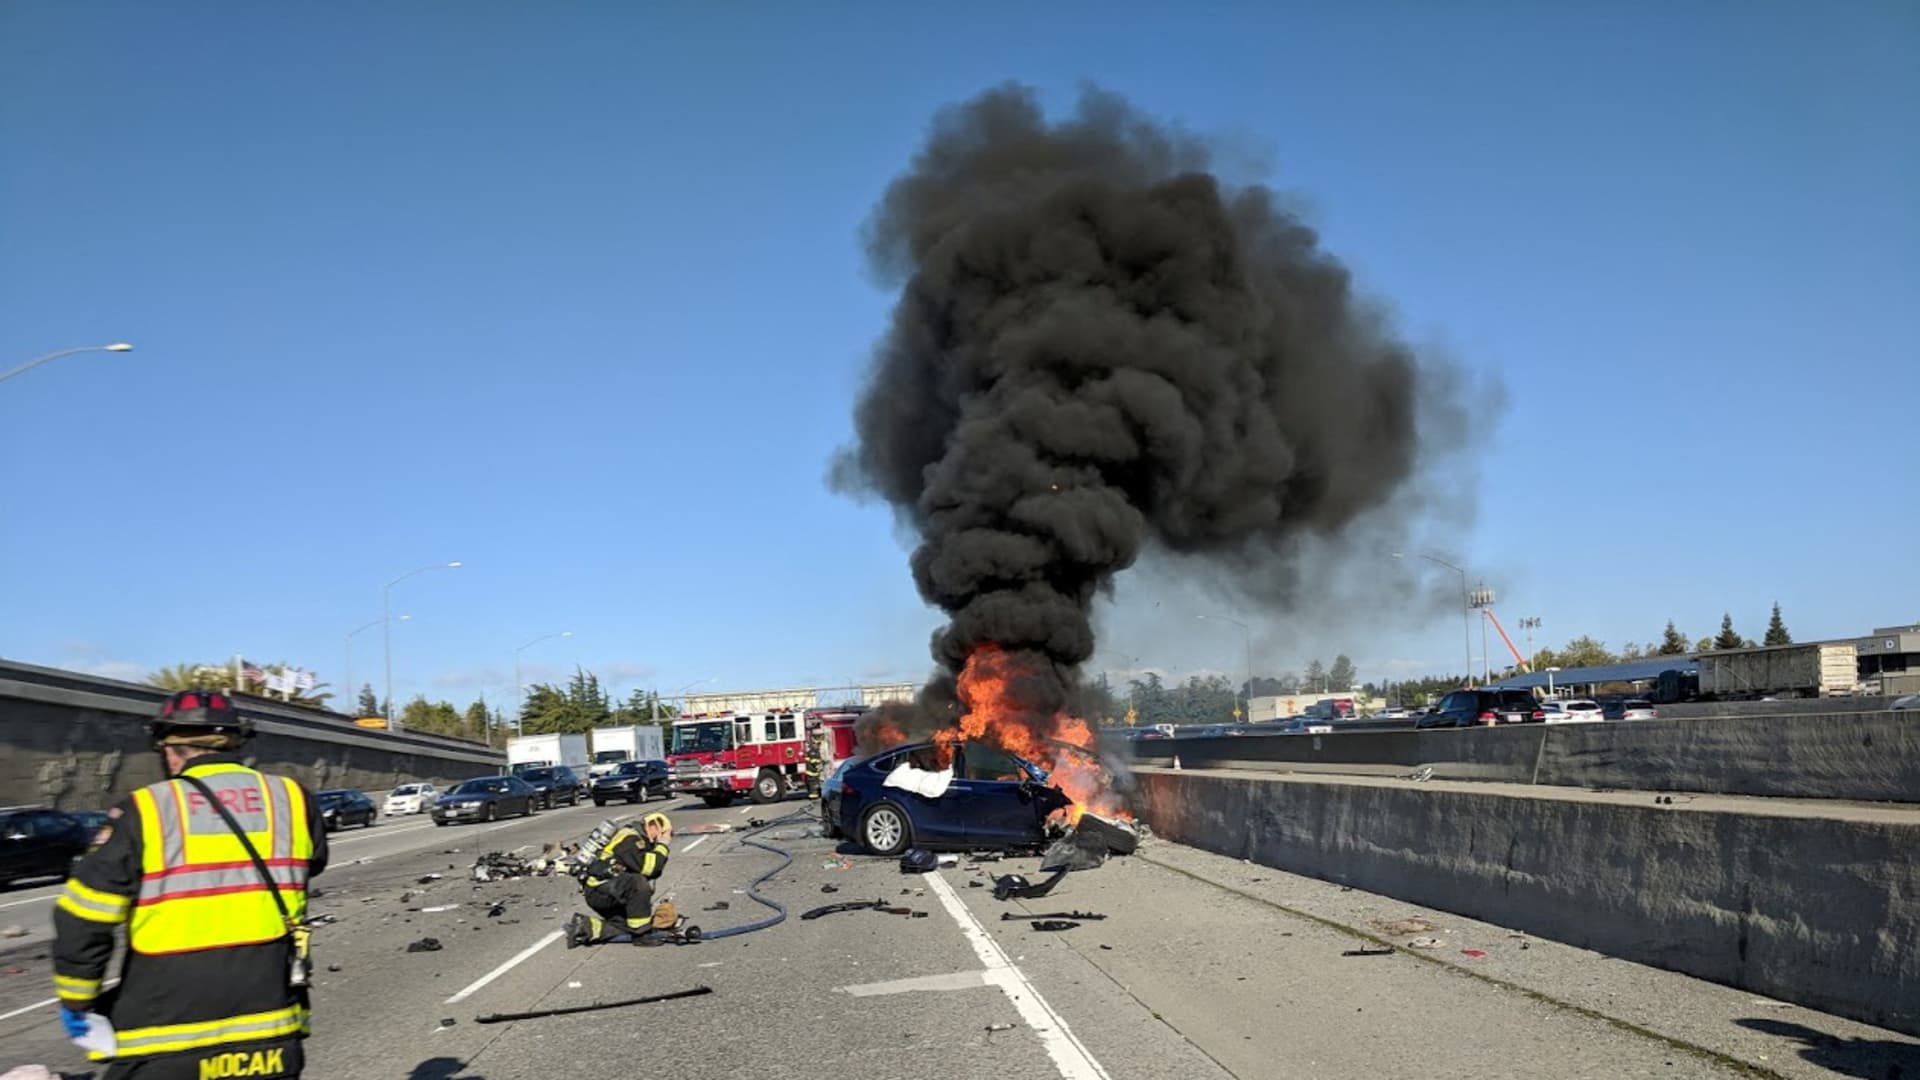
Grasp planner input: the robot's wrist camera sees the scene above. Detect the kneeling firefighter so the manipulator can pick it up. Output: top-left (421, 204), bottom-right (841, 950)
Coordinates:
top-left (567, 812), bottom-right (673, 946)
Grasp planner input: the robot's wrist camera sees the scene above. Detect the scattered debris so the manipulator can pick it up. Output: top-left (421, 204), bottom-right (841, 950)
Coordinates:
top-left (1400, 766), bottom-right (1435, 783)
top-left (1407, 937), bottom-right (1442, 949)
top-left (418, 905), bottom-right (460, 913)
top-left (486, 903), bottom-right (506, 918)
top-left (1, 966), bottom-right (24, 976)
top-left (1342, 947), bottom-right (1394, 957)
top-left (567, 981), bottom-right (582, 989)
top-left (747, 818), bottom-right (767, 828)
top-left (475, 986), bottom-right (713, 1023)
top-left (405, 938), bottom-right (444, 953)
top-left (1460, 949), bottom-right (1488, 959)
top-left (968, 880), bottom-right (984, 888)
top-left (308, 914), bottom-right (340, 926)
top-left (326, 964), bottom-right (343, 973)
top-left (820, 884), bottom-right (840, 894)
top-left (899, 849), bottom-right (939, 874)
top-left (1099, 944), bottom-right (1113, 951)
top-left (992, 869), bottom-right (1066, 901)
top-left (1002, 911), bottom-right (1105, 922)
top-left (984, 1022), bottom-right (1016, 1033)
top-left (416, 874), bottom-right (443, 884)
top-left (703, 901), bottom-right (731, 912)
top-left (682, 823), bottom-right (734, 835)
top-left (0, 926), bottom-right (24, 939)
top-left (437, 1018), bottom-right (456, 1028)
top-left (1369, 917), bottom-right (1437, 936)
top-left (1031, 920), bottom-right (1079, 932)
top-left (800, 899), bottom-right (927, 920)
top-left (936, 854), bottom-right (959, 868)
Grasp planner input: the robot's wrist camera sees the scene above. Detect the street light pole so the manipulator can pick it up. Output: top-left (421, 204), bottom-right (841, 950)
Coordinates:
top-left (1196, 615), bottom-right (1253, 720)
top-left (1395, 552), bottom-right (1474, 687)
top-left (383, 561), bottom-right (461, 731)
top-left (514, 631), bottom-right (574, 722)
top-left (1, 343), bottom-right (134, 385)
top-left (345, 614), bottom-right (407, 717)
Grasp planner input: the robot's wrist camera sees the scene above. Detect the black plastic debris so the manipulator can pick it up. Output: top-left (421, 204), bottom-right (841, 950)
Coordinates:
top-left (821, 884), bottom-right (839, 894)
top-left (326, 964), bottom-right (343, 972)
top-left (476, 986), bottom-right (711, 1024)
top-left (486, 903), bottom-right (506, 918)
top-left (1342, 947), bottom-right (1394, 957)
top-left (968, 880), bottom-right (984, 888)
top-left (308, 914), bottom-right (339, 926)
top-left (703, 901), bottom-right (730, 912)
top-left (416, 874), bottom-right (443, 884)
top-left (1030, 920), bottom-right (1079, 932)
top-left (899, 849), bottom-right (938, 874)
top-left (1001, 911), bottom-right (1105, 921)
top-left (985, 1022), bottom-right (1015, 1032)
top-left (405, 937), bottom-right (444, 953)
top-left (992, 869), bottom-right (1066, 901)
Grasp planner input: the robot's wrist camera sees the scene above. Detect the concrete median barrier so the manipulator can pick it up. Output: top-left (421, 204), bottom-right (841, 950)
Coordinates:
top-left (1131, 711), bottom-right (1920, 802)
top-left (1134, 766), bottom-right (1920, 1037)
top-left (1, 660), bottom-right (505, 809)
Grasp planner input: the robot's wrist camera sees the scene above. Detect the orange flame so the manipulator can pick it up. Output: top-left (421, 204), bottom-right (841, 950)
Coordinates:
top-left (941, 644), bottom-right (1131, 826)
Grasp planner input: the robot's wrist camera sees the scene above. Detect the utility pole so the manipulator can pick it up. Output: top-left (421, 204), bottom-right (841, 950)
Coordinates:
top-left (1469, 586), bottom-right (1496, 683)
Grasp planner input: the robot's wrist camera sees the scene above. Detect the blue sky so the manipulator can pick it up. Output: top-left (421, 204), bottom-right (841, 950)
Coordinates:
top-left (3, 3), bottom-right (1915, 707)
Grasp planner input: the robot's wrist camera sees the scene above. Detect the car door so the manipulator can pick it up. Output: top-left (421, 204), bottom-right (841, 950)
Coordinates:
top-left (951, 743), bottom-right (1051, 847)
top-left (21, 811), bottom-right (81, 878)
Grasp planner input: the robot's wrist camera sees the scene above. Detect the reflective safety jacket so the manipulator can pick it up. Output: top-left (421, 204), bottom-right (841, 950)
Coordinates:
top-left (53, 755), bottom-right (329, 1064)
top-left (583, 826), bottom-right (668, 888)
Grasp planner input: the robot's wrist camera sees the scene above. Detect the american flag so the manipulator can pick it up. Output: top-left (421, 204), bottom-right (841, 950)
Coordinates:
top-left (241, 661), bottom-right (265, 684)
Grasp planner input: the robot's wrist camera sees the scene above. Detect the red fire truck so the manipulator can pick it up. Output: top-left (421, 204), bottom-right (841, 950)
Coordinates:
top-left (667, 706), bottom-right (865, 808)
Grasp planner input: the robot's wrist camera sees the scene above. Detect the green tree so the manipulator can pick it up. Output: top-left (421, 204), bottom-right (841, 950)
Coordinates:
top-left (1619, 641), bottom-right (1646, 661)
top-left (1657, 621), bottom-right (1690, 656)
top-left (1713, 613), bottom-right (1745, 651)
top-left (462, 699), bottom-right (493, 743)
top-left (148, 663), bottom-right (230, 691)
top-left (1127, 672), bottom-right (1171, 727)
top-left (1303, 659), bottom-right (1327, 692)
top-left (1558, 636), bottom-right (1617, 668)
top-left (1695, 636), bottom-right (1716, 653)
top-left (399, 696), bottom-right (462, 736)
top-left (1327, 655), bottom-right (1357, 693)
top-left (356, 684), bottom-right (380, 717)
top-left (1763, 603), bottom-right (1792, 646)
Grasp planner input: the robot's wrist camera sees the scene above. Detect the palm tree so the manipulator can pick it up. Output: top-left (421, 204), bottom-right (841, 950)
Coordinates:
top-left (147, 661), bottom-right (334, 709)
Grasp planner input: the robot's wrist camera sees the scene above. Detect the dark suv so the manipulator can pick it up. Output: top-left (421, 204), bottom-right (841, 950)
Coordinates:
top-left (517, 766), bottom-right (584, 809)
top-left (590, 760), bottom-right (669, 806)
top-left (1417, 689), bottom-right (1543, 728)
top-left (0, 807), bottom-right (92, 888)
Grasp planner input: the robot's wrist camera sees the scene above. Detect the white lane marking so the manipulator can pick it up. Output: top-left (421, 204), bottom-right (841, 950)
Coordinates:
top-left (0, 979), bottom-right (120, 1024)
top-left (924, 873), bottom-right (1111, 1080)
top-left (738, 807), bottom-right (753, 815)
top-left (444, 929), bottom-right (565, 1004)
top-left (840, 970), bottom-right (994, 997)
top-left (681, 837), bottom-right (708, 853)
top-left (0, 893), bottom-right (55, 910)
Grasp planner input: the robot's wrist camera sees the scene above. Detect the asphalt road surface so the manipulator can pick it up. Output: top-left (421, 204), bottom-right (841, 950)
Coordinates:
top-left (2, 796), bottom-right (1915, 1079)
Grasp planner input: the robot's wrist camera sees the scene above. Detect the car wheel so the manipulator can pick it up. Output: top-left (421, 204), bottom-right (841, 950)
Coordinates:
top-left (433, 820), bottom-right (446, 827)
top-left (750, 770), bottom-right (785, 804)
top-left (859, 803), bottom-right (911, 857)
top-left (593, 797), bottom-right (605, 807)
top-left (522, 800), bottom-right (533, 817)
top-left (627, 790), bottom-right (640, 804)
top-left (485, 804), bottom-right (497, 823)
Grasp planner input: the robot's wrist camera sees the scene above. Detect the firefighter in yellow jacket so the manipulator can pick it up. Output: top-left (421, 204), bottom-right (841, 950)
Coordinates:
top-left (53, 690), bottom-right (328, 1079)
top-left (566, 812), bottom-right (671, 946)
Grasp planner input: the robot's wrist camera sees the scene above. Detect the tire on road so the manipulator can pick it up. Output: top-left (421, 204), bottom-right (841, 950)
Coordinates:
top-left (749, 769), bottom-right (786, 805)
top-left (859, 803), bottom-right (912, 856)
top-left (484, 803), bottom-right (497, 823)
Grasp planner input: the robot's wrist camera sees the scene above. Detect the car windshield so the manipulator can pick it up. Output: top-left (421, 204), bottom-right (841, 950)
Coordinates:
top-left (318, 791), bottom-right (348, 805)
top-left (391, 785), bottom-right (424, 796)
top-left (672, 721), bottom-right (732, 754)
top-left (592, 750), bottom-right (628, 764)
top-left (519, 768), bottom-right (555, 783)
top-left (607, 762), bottom-right (646, 776)
top-left (450, 779), bottom-right (510, 796)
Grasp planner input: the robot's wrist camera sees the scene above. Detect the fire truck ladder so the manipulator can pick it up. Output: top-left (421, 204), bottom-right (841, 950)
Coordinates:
top-left (1482, 607), bottom-right (1530, 673)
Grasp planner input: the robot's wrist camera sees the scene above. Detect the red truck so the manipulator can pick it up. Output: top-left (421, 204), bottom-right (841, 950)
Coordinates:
top-left (667, 706), bottom-right (864, 807)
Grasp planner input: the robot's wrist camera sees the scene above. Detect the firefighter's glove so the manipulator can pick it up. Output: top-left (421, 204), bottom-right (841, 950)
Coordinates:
top-left (60, 1008), bottom-right (90, 1040)
top-left (651, 902), bottom-right (679, 930)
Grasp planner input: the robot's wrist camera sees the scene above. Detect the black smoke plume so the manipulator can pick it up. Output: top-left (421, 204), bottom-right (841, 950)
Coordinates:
top-left (835, 84), bottom-right (1462, 716)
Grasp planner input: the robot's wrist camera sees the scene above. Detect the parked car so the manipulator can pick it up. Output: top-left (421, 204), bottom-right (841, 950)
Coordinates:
top-left (1417, 689), bottom-right (1543, 729)
top-left (0, 807), bottom-right (92, 888)
top-left (317, 789), bottom-right (378, 830)
top-left (1890, 694), bottom-right (1919, 711)
top-left (1601, 699), bottom-right (1659, 721)
top-left (431, 776), bottom-right (537, 825)
top-left (827, 742), bottom-right (1069, 856)
top-left (591, 760), bottom-right (670, 806)
top-left (69, 810), bottom-right (110, 841)
top-left (383, 783), bottom-right (438, 816)
top-left (516, 765), bottom-right (584, 809)
top-left (1540, 698), bottom-right (1604, 724)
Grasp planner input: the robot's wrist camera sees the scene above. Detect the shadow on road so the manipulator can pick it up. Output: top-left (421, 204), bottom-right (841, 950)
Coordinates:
top-left (1736, 1017), bottom-right (1920, 1080)
top-left (407, 1057), bottom-right (483, 1080)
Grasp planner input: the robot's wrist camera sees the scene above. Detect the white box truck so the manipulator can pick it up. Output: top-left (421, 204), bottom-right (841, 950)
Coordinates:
top-left (587, 725), bottom-right (666, 777)
top-left (506, 733), bottom-right (589, 776)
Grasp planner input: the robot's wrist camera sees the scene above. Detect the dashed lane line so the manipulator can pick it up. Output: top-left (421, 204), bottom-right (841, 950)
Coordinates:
top-left (444, 930), bottom-right (566, 1005)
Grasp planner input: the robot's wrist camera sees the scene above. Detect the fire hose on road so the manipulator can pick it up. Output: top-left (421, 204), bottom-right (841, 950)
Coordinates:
top-left (684, 805), bottom-right (814, 942)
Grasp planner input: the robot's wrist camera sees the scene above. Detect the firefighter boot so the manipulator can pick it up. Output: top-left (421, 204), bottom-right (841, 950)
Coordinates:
top-left (565, 913), bottom-right (596, 949)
